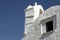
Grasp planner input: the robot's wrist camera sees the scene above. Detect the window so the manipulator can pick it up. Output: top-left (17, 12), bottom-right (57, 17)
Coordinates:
top-left (40, 16), bottom-right (56, 40)
top-left (40, 16), bottom-right (56, 34)
top-left (46, 20), bottom-right (53, 32)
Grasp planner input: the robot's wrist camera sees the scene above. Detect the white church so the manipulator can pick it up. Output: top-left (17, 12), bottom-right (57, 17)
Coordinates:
top-left (22, 2), bottom-right (60, 40)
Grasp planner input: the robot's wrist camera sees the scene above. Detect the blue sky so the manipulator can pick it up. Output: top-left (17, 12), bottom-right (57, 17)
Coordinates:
top-left (0, 0), bottom-right (60, 40)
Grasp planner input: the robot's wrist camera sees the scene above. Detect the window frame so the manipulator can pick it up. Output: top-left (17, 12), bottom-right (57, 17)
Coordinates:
top-left (40, 16), bottom-right (56, 34)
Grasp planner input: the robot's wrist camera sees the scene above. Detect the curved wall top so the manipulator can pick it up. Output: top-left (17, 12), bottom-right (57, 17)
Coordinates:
top-left (34, 5), bottom-right (60, 25)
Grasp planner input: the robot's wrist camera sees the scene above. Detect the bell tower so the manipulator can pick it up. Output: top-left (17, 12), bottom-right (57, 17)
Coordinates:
top-left (22, 2), bottom-right (44, 40)
top-left (24, 2), bottom-right (44, 34)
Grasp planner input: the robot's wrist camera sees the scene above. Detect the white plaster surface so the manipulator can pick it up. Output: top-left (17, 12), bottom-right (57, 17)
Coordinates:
top-left (22, 2), bottom-right (60, 40)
